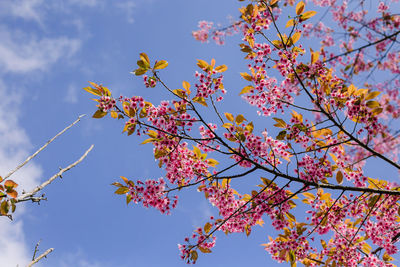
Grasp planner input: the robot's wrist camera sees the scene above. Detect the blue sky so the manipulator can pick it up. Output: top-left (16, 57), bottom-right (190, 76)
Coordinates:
top-left (0, 0), bottom-right (282, 266)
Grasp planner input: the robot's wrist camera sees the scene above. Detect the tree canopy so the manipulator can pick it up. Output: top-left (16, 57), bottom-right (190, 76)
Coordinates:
top-left (84, 0), bottom-right (400, 265)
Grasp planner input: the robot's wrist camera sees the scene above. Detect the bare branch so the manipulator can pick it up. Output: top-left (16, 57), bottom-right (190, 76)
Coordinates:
top-left (16, 144), bottom-right (94, 203)
top-left (32, 240), bottom-right (41, 261)
top-left (27, 248), bottom-right (54, 267)
top-left (4, 115), bottom-right (86, 180)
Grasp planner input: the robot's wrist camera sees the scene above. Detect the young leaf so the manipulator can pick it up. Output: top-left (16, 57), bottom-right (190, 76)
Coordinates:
top-left (190, 250), bottom-right (199, 261)
top-left (199, 247), bottom-right (211, 253)
top-left (139, 53), bottom-right (150, 67)
top-left (137, 60), bottom-right (147, 69)
top-left (286, 19), bottom-right (295, 28)
top-left (207, 158), bottom-right (219, 167)
top-left (222, 122), bottom-right (233, 129)
top-left (301, 11), bottom-right (317, 21)
top-left (7, 190), bottom-right (17, 198)
top-left (154, 60), bottom-right (169, 70)
top-left (311, 50), bottom-right (320, 64)
top-left (182, 81), bottom-right (191, 94)
top-left (0, 201), bottom-right (9, 215)
top-left (224, 113), bottom-right (234, 122)
top-left (197, 59), bottom-right (209, 70)
top-left (115, 187), bottom-right (129, 195)
top-left (290, 32), bottom-right (301, 45)
top-left (134, 68), bottom-right (147, 76)
top-left (92, 110), bottom-right (107, 118)
top-left (83, 86), bottom-right (101, 96)
top-left (204, 222), bottom-right (212, 233)
top-left (296, 1), bottom-right (305, 15)
top-left (235, 114), bottom-right (246, 124)
top-left (110, 111), bottom-right (118, 118)
top-left (365, 91), bottom-right (381, 100)
top-left (4, 180), bottom-right (18, 189)
top-left (245, 122), bottom-right (254, 133)
top-left (366, 100), bottom-right (380, 108)
top-left (273, 118), bottom-right (287, 128)
top-left (192, 96), bottom-right (208, 106)
top-left (240, 72), bottom-right (253, 81)
top-left (336, 171), bottom-right (343, 184)
top-left (239, 85), bottom-right (253, 95)
top-left (215, 65), bottom-right (228, 72)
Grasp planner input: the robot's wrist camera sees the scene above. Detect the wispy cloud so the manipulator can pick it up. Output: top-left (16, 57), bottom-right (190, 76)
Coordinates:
top-left (0, 220), bottom-right (31, 266)
top-left (0, 1), bottom-right (84, 265)
top-left (0, 79), bottom-right (43, 266)
top-left (0, 26), bottom-right (80, 74)
top-left (0, 0), bottom-right (44, 23)
top-left (116, 1), bottom-right (136, 24)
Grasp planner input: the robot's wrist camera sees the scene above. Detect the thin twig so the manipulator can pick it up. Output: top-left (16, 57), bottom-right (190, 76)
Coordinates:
top-left (16, 144), bottom-right (94, 203)
top-left (27, 248), bottom-right (54, 267)
top-left (4, 115), bottom-right (86, 180)
top-left (32, 240), bottom-right (41, 261)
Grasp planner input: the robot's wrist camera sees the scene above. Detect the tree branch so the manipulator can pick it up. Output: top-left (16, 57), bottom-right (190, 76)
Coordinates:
top-left (4, 115), bottom-right (86, 180)
top-left (16, 144), bottom-right (94, 203)
top-left (27, 248), bottom-right (54, 267)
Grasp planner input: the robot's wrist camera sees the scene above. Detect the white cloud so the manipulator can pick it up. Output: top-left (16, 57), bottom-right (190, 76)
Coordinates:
top-left (0, 80), bottom-right (43, 266)
top-left (0, 0), bottom-right (44, 23)
top-left (0, 27), bottom-right (81, 74)
top-left (116, 1), bottom-right (136, 24)
top-left (0, 3), bottom-right (81, 265)
top-left (0, 220), bottom-right (32, 266)
top-left (0, 81), bottom-right (42, 192)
